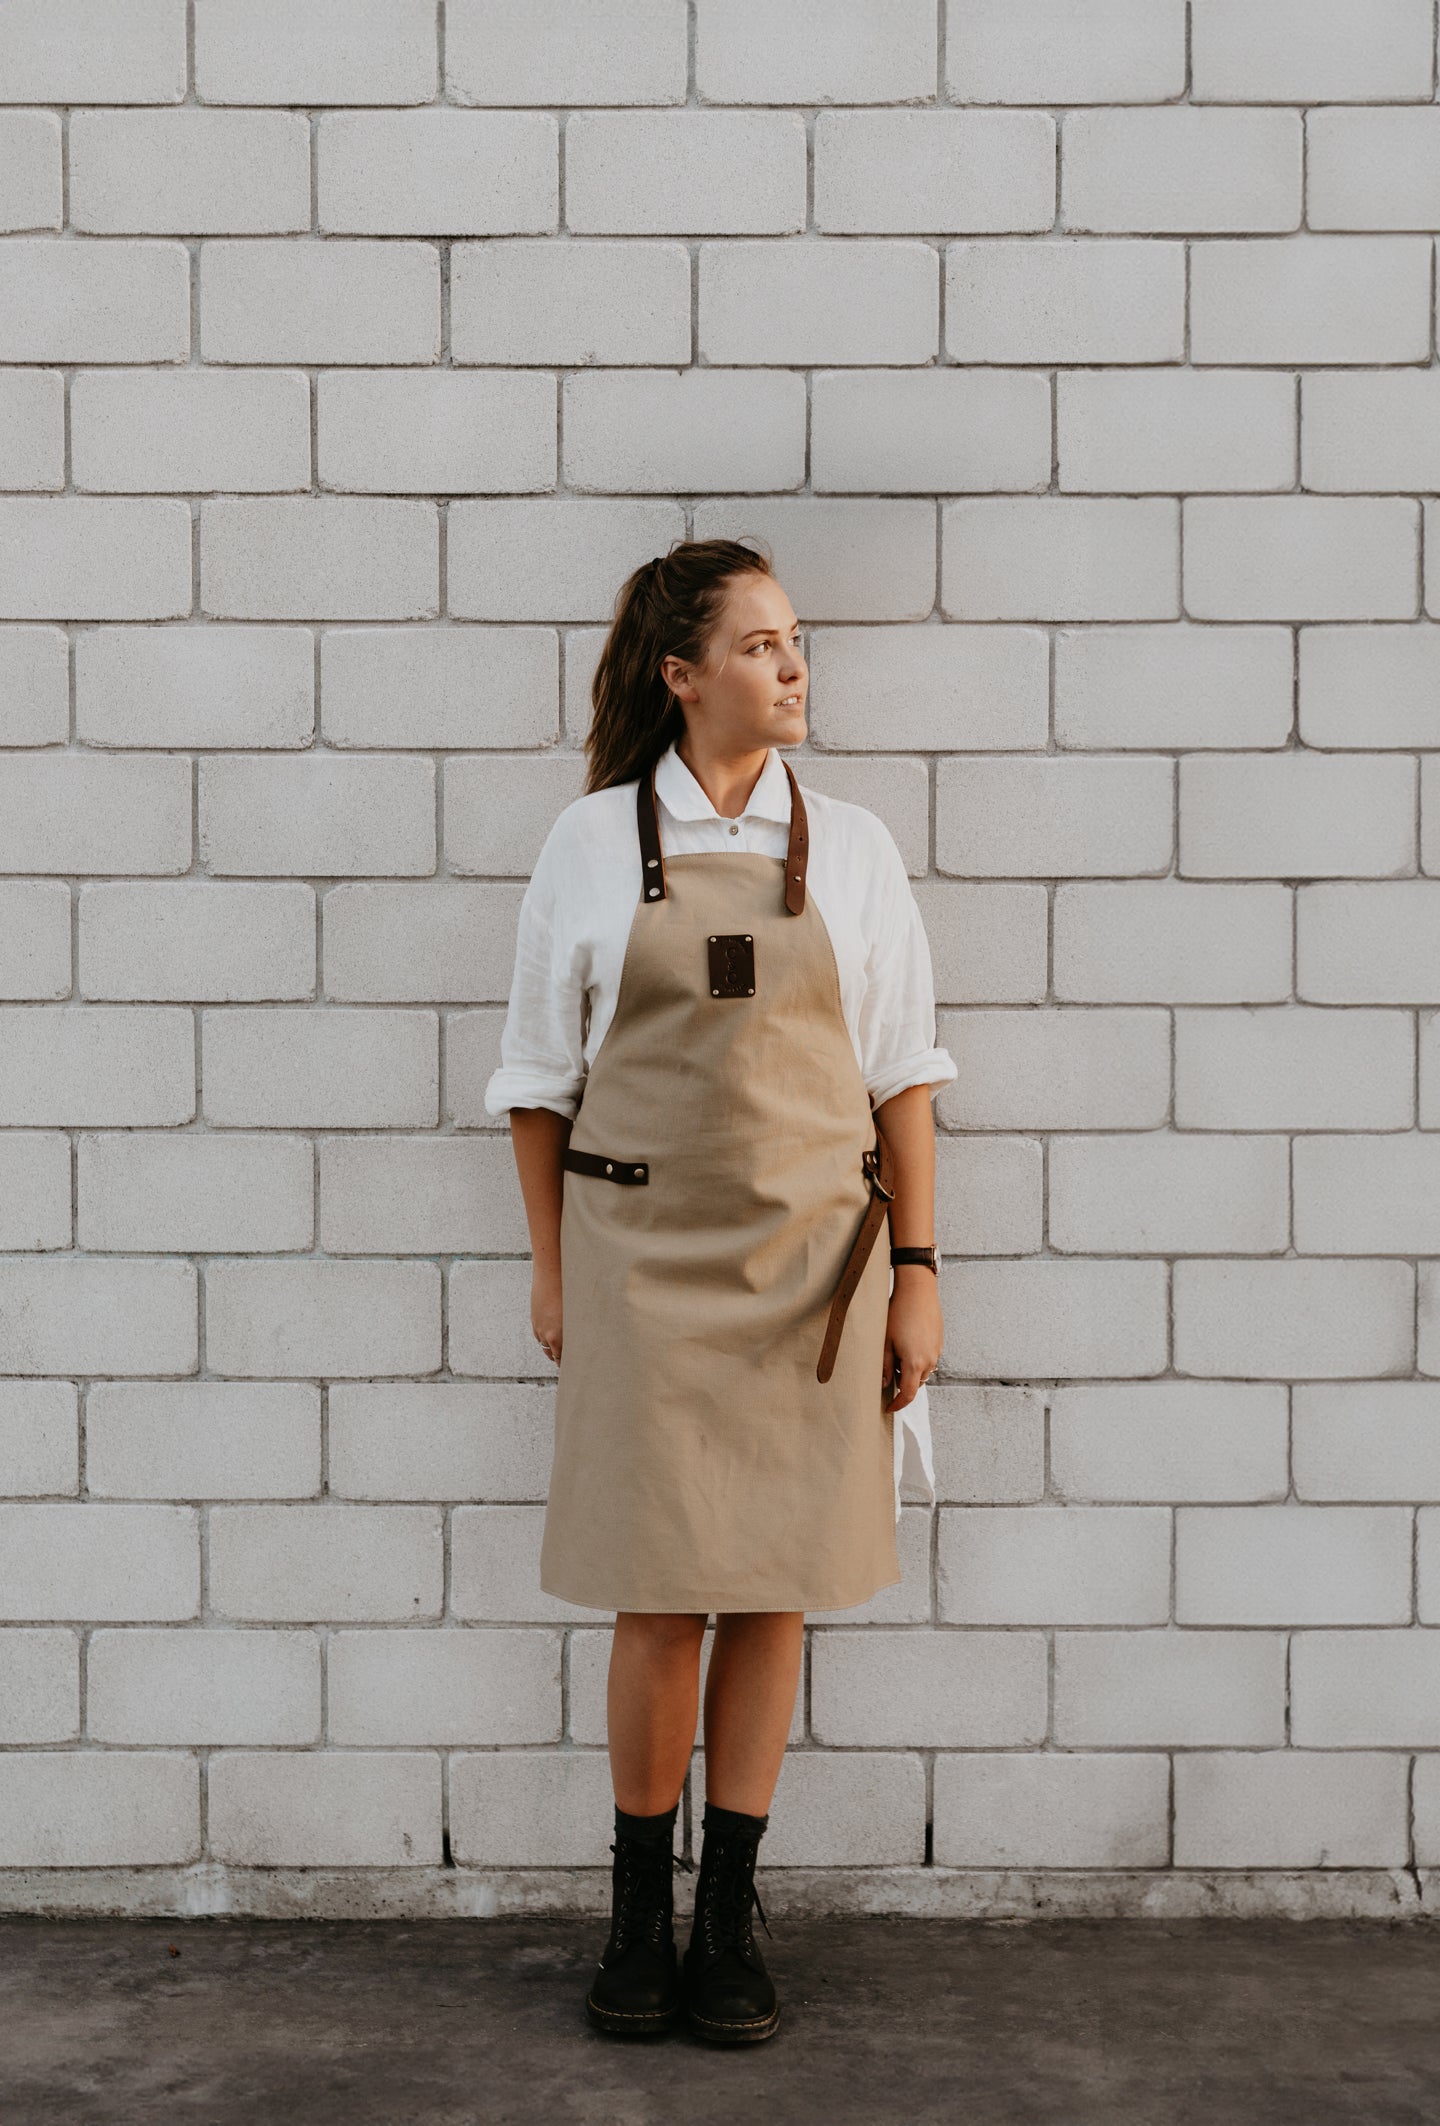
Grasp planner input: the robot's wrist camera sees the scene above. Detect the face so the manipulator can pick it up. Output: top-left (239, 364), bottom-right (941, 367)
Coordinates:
top-left (659, 573), bottom-right (808, 755)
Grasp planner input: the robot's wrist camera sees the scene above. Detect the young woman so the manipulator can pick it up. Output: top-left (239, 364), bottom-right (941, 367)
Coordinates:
top-left (485, 538), bottom-right (955, 2044)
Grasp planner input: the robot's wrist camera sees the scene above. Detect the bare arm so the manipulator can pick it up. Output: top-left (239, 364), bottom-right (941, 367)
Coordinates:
top-left (508, 1104), bottom-right (571, 1363)
top-left (873, 1083), bottom-right (943, 1412)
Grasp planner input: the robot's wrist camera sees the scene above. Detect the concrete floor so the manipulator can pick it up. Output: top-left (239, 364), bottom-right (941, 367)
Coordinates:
top-left (2, 1915), bottom-right (1439, 2125)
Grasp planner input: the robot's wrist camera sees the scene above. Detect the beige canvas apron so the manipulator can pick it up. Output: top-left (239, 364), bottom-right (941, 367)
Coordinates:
top-left (538, 756), bottom-right (900, 1614)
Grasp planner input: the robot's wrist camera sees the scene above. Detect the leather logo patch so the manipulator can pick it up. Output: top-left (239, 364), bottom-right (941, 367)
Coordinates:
top-left (707, 932), bottom-right (755, 998)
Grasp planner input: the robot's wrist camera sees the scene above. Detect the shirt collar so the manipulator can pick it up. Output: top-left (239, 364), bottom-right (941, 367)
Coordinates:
top-left (651, 738), bottom-right (793, 825)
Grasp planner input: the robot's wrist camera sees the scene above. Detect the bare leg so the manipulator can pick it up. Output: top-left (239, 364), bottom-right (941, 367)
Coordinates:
top-left (701, 1610), bottom-right (804, 1816)
top-left (607, 1610), bottom-right (709, 1814)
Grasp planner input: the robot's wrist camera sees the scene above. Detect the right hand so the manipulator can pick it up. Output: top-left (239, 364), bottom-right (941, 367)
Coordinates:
top-left (532, 1269), bottom-right (563, 1367)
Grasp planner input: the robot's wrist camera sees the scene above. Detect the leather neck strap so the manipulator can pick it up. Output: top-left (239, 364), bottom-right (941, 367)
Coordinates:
top-left (638, 754), bottom-right (809, 915)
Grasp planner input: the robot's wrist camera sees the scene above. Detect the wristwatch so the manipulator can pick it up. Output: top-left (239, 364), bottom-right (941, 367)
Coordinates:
top-left (890, 1245), bottom-right (938, 1273)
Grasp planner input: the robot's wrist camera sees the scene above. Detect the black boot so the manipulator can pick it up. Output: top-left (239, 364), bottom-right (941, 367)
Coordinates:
top-left (585, 1802), bottom-right (687, 2037)
top-left (681, 1799), bottom-right (779, 2044)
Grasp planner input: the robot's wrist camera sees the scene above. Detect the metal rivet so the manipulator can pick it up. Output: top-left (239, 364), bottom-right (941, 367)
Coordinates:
top-left (647, 857), bottom-right (658, 867)
top-left (604, 1162), bottom-right (613, 1173)
top-left (747, 987), bottom-right (754, 994)
top-left (648, 887), bottom-right (660, 897)
top-left (709, 935), bottom-right (716, 942)
top-left (712, 987), bottom-right (720, 995)
top-left (634, 1167), bottom-right (643, 1177)
top-left (745, 935), bottom-right (751, 942)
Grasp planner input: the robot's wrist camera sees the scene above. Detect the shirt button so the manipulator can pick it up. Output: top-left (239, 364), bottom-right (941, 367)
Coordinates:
top-left (728, 822), bottom-right (739, 835)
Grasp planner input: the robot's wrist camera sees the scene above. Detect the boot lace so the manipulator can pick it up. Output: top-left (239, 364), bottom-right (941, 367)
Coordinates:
top-left (604, 1837), bottom-right (689, 1958)
top-left (694, 1830), bottom-right (771, 1961)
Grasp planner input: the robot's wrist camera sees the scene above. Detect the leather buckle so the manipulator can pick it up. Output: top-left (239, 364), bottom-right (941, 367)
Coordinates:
top-left (862, 1145), bottom-right (895, 1202)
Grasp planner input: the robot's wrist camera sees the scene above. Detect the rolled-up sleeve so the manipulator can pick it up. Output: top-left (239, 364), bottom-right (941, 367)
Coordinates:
top-left (857, 820), bottom-right (957, 1109)
top-left (483, 831), bottom-right (587, 1123)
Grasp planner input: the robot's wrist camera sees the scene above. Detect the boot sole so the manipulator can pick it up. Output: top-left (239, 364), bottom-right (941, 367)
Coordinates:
top-left (685, 2002), bottom-right (781, 2045)
top-left (584, 1991), bottom-right (684, 2038)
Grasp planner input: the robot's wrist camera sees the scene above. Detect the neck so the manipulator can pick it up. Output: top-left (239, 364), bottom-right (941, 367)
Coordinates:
top-left (675, 734), bottom-right (770, 820)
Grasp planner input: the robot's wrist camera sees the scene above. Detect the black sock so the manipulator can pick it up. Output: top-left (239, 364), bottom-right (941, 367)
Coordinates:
top-left (702, 1799), bottom-right (769, 1838)
top-left (615, 1800), bottom-right (678, 1845)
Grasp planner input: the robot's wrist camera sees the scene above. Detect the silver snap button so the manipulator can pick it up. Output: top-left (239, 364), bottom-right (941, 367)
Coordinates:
top-left (634, 1167), bottom-right (643, 1177)
top-left (648, 887), bottom-right (659, 897)
top-left (646, 857), bottom-right (658, 867)
top-left (604, 1162), bottom-right (613, 1173)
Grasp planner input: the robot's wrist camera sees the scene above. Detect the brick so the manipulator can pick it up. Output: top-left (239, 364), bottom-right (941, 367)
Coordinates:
top-left (209, 1504), bottom-right (443, 1619)
top-left (928, 1385), bottom-right (1045, 1504)
top-left (0, 880), bottom-right (70, 1001)
top-left (933, 1754), bottom-right (1169, 1869)
top-left (1054, 882), bottom-right (1291, 1003)
top-left (88, 1627), bottom-right (320, 1744)
top-left (0, 1501), bottom-right (194, 1621)
top-left (200, 755), bottom-right (434, 877)
top-left (0, 1007), bottom-right (194, 1127)
top-left (938, 1505), bottom-right (1171, 1624)
top-left (0, 0), bottom-right (186, 104)
top-left (1177, 1006), bottom-right (1413, 1131)
top-left (1050, 1133), bottom-right (1289, 1257)
top-left (444, 761), bottom-right (588, 877)
top-left (86, 1382), bottom-right (320, 1499)
top-left (447, 499), bottom-right (682, 622)
top-left (1294, 1383), bottom-right (1440, 1503)
top-left (445, 1010), bottom-right (505, 1128)
top-left (327, 1382), bottom-right (552, 1502)
top-left (1175, 1752), bottom-right (1407, 1868)
top-left (568, 111), bottom-right (805, 234)
top-left (0, 1133), bottom-right (70, 1249)
top-left (0, 240), bottom-right (188, 363)
top-left (699, 241), bottom-right (937, 365)
top-left (1191, 237), bottom-right (1430, 365)
top-left (563, 370), bottom-right (805, 494)
top-left (696, 0), bottom-right (936, 103)
top-left (0, 1753), bottom-right (198, 1867)
top-left (200, 242), bottom-right (440, 365)
top-left (320, 627), bottom-right (557, 749)
top-left (1051, 1384), bottom-right (1288, 1505)
top-left (937, 756), bottom-right (1172, 876)
top-left (76, 625), bottom-right (314, 750)
top-left (0, 1260), bottom-right (197, 1377)
top-left (1057, 370), bottom-right (1295, 495)
top-left (692, 500), bottom-right (936, 623)
top-left (946, 240), bottom-right (1184, 363)
top-left (0, 1628), bottom-right (78, 1741)
top-left (69, 110), bottom-right (310, 235)
top-left (317, 371), bottom-right (554, 494)
top-left (1294, 1135), bottom-right (1440, 1255)
top-left (937, 1007), bottom-right (1169, 1131)
top-left (1307, 109), bottom-right (1440, 232)
top-left (77, 1133), bottom-right (313, 1254)
top-left (0, 753), bottom-right (190, 874)
top-left (72, 370), bottom-right (310, 494)
top-left (917, 883), bottom-right (1047, 1005)
top-left (450, 1748), bottom-right (612, 1867)
top-left (450, 1505), bottom-right (590, 1622)
top-left (1185, 496), bottom-right (1418, 621)
top-left (0, 498), bottom-right (192, 622)
top-left (195, 0), bottom-right (437, 105)
top-left (201, 1009), bottom-right (437, 1129)
top-left (1304, 372), bottom-right (1440, 494)
top-left (1183, 755), bottom-right (1414, 879)
top-left (1055, 623), bottom-right (1293, 750)
top-left (1064, 108), bottom-right (1300, 233)
top-left (809, 626), bottom-right (1047, 752)
top-left (318, 111), bottom-right (556, 235)
top-left (201, 499), bottom-right (439, 622)
top-left (811, 1630), bottom-right (1046, 1747)
top-left (446, 0), bottom-right (687, 106)
top-left (0, 110), bottom-right (61, 232)
top-left (945, 0), bottom-right (1185, 104)
top-left (941, 498), bottom-right (1179, 621)
top-left (402, 829), bottom-right (543, 990)
top-left (328, 1627), bottom-right (561, 1745)
top-left (1191, 0), bottom-right (1433, 102)
top-left (206, 1260), bottom-right (442, 1379)
top-left (941, 1258), bottom-right (1168, 1380)
top-left (0, 1389), bottom-right (76, 1500)
top-left (207, 1751), bottom-right (441, 1867)
top-left (1055, 1629), bottom-right (1285, 1747)
top-left (1174, 1261), bottom-right (1413, 1380)
top-left (1299, 882), bottom-right (1440, 1003)
top-left (0, 371), bottom-right (64, 491)
top-left (79, 882), bottom-right (315, 1002)
top-left (810, 369), bottom-right (1050, 496)
top-left (1292, 1630), bottom-right (1440, 1746)
top-left (747, 1752), bottom-right (926, 1868)
top-left (450, 240), bottom-right (690, 366)
top-left (814, 109), bottom-right (1054, 234)
top-left (319, 1136), bottom-right (523, 1254)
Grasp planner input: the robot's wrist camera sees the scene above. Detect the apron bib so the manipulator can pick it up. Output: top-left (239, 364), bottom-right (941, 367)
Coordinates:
top-left (539, 757), bottom-right (901, 1614)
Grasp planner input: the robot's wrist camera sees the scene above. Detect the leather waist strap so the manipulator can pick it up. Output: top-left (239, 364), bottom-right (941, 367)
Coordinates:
top-left (816, 1131), bottom-right (895, 1385)
top-left (563, 1148), bottom-right (649, 1185)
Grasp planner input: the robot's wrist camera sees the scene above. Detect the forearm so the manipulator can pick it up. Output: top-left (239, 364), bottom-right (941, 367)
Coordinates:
top-left (872, 1082), bottom-right (937, 1251)
top-left (508, 1105), bottom-right (571, 1281)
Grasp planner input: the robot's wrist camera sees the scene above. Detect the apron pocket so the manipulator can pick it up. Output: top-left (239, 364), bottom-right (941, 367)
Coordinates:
top-left (563, 1148), bottom-right (649, 1186)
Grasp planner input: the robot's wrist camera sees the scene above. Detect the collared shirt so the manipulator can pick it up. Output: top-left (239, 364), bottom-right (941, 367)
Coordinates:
top-left (485, 737), bottom-right (953, 1527)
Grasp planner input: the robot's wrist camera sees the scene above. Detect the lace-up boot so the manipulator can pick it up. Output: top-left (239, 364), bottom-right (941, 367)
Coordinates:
top-left (681, 1799), bottom-right (779, 2044)
top-left (584, 1801), bottom-right (686, 2036)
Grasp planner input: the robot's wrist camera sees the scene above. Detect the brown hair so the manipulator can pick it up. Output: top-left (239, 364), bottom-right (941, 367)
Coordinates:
top-left (583, 537), bottom-right (774, 795)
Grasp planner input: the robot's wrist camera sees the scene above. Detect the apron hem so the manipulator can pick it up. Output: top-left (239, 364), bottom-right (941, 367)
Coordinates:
top-left (537, 1571), bottom-right (905, 1616)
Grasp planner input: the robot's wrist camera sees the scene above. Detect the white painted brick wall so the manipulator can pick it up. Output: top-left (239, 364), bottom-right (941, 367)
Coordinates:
top-left (1, 0), bottom-right (1437, 1919)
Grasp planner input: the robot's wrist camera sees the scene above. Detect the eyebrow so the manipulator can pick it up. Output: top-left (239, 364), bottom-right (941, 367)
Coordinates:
top-left (740, 624), bottom-right (801, 639)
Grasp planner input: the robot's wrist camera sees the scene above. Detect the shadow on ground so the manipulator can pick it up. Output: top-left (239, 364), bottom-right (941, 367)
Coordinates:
top-left (2, 1914), bottom-right (1439, 2125)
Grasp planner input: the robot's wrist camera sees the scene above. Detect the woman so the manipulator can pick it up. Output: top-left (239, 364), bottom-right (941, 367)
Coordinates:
top-left (485, 538), bottom-right (956, 2044)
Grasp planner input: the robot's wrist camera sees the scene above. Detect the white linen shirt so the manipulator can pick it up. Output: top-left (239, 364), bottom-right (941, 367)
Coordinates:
top-left (485, 738), bottom-right (955, 1529)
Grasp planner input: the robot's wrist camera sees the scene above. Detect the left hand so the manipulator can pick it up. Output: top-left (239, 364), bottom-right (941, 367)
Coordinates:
top-left (882, 1271), bottom-right (943, 1411)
